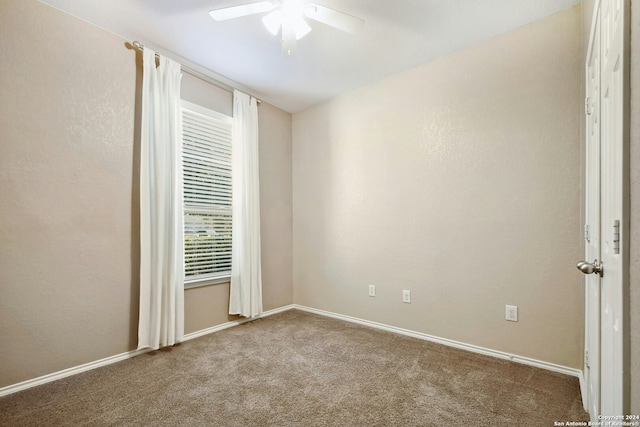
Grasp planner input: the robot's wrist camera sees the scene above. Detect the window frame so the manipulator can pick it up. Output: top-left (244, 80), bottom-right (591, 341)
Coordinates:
top-left (181, 100), bottom-right (233, 289)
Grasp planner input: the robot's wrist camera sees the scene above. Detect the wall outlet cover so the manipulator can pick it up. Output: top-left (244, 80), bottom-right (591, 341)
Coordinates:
top-left (506, 305), bottom-right (518, 322)
top-left (402, 289), bottom-right (411, 303)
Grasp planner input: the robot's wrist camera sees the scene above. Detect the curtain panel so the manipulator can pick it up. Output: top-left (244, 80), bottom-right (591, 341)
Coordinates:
top-left (137, 48), bottom-right (185, 350)
top-left (229, 90), bottom-right (263, 318)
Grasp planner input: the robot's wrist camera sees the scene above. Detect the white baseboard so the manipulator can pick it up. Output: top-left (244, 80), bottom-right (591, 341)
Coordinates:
top-left (182, 304), bottom-right (295, 341)
top-left (1, 303), bottom-right (582, 397)
top-left (0, 348), bottom-right (152, 397)
top-left (293, 304), bottom-right (583, 379)
top-left (579, 370), bottom-right (588, 411)
top-left (0, 304), bottom-right (294, 397)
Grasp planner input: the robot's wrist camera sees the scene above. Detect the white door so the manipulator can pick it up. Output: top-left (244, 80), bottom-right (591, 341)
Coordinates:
top-left (581, 0), bottom-right (627, 420)
top-left (583, 8), bottom-right (601, 418)
top-left (598, 0), bottom-right (625, 416)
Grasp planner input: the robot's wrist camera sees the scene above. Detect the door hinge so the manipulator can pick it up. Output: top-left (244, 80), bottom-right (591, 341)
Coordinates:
top-left (585, 224), bottom-right (590, 243)
top-left (585, 97), bottom-right (591, 115)
top-left (585, 349), bottom-right (590, 368)
top-left (613, 220), bottom-right (620, 254)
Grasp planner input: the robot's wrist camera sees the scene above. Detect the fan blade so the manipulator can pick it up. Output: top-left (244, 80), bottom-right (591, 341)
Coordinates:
top-left (209, 1), bottom-right (275, 21)
top-left (304, 3), bottom-right (364, 33)
top-left (281, 18), bottom-right (297, 57)
top-left (262, 9), bottom-right (284, 36)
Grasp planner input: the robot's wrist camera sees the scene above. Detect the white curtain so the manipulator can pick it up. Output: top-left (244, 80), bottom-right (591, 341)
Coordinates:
top-left (137, 48), bottom-right (184, 350)
top-left (229, 90), bottom-right (263, 318)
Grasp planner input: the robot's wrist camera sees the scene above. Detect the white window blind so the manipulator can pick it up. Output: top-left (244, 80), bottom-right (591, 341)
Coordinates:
top-left (182, 101), bottom-right (233, 285)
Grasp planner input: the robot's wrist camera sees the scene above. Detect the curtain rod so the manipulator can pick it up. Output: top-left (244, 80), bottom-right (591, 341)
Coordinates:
top-left (131, 41), bottom-right (261, 104)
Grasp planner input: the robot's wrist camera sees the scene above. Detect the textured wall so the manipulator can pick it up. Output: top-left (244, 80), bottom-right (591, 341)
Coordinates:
top-left (0, 0), bottom-right (293, 388)
top-left (293, 7), bottom-right (583, 368)
top-left (0, 0), bottom-right (138, 387)
top-left (257, 102), bottom-right (294, 312)
top-left (582, 0), bottom-right (596, 52)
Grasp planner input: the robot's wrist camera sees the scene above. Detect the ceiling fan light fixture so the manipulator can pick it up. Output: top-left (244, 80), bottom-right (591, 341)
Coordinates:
top-left (281, 0), bottom-right (305, 19)
top-left (209, 0), bottom-right (364, 58)
top-left (263, 1), bottom-right (309, 41)
top-left (262, 9), bottom-right (283, 35)
top-left (281, 0), bottom-right (309, 40)
top-left (292, 17), bottom-right (311, 40)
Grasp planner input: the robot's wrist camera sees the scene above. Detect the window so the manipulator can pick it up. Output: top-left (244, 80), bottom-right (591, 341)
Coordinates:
top-left (181, 101), bottom-right (233, 287)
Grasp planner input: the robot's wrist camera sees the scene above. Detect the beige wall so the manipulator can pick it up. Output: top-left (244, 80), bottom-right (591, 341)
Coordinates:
top-left (257, 102), bottom-right (294, 312)
top-left (292, 7), bottom-right (583, 368)
top-left (0, 0), bottom-right (292, 388)
top-left (582, 0), bottom-right (596, 52)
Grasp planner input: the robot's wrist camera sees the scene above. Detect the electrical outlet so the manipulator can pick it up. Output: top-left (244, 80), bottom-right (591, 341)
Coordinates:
top-left (506, 305), bottom-right (518, 322)
top-left (402, 289), bottom-right (411, 303)
top-left (368, 284), bottom-right (376, 297)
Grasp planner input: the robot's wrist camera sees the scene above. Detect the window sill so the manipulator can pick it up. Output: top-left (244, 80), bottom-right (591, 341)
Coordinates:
top-left (184, 275), bottom-right (230, 290)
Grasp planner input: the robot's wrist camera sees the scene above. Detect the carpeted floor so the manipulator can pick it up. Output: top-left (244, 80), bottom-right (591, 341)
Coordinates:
top-left (0, 309), bottom-right (588, 426)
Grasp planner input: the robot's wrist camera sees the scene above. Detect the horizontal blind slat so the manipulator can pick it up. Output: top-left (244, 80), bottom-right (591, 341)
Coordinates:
top-left (182, 105), bottom-right (233, 280)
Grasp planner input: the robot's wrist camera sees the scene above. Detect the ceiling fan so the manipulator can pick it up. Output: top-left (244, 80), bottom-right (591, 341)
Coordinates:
top-left (209, 0), bottom-right (365, 57)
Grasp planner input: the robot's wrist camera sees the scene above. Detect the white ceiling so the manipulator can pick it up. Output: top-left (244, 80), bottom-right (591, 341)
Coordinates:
top-left (38, 0), bottom-right (580, 113)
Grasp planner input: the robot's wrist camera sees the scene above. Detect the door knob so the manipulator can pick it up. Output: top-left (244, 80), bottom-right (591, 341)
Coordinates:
top-left (577, 260), bottom-right (603, 277)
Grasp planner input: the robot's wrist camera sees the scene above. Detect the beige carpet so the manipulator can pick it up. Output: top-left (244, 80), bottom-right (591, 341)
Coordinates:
top-left (0, 309), bottom-right (588, 426)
